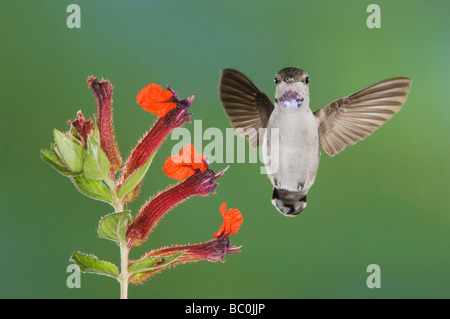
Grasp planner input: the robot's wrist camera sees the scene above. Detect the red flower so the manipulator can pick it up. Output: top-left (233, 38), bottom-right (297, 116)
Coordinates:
top-left (214, 203), bottom-right (243, 239)
top-left (126, 169), bottom-right (218, 246)
top-left (162, 144), bottom-right (208, 181)
top-left (137, 83), bottom-right (177, 117)
top-left (117, 102), bottom-right (192, 194)
top-left (128, 202), bottom-right (243, 284)
top-left (128, 238), bottom-right (241, 284)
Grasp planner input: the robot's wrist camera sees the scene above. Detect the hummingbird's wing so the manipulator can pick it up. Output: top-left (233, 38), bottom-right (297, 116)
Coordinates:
top-left (314, 78), bottom-right (411, 156)
top-left (219, 69), bottom-right (274, 147)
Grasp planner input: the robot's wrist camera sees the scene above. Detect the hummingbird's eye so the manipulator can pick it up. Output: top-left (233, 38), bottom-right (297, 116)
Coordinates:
top-left (305, 77), bottom-right (309, 84)
top-left (274, 77), bottom-right (279, 84)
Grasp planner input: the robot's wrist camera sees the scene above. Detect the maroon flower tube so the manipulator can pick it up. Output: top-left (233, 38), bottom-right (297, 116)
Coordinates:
top-left (117, 99), bottom-right (192, 189)
top-left (129, 237), bottom-right (241, 284)
top-left (126, 168), bottom-right (218, 246)
top-left (87, 77), bottom-right (122, 172)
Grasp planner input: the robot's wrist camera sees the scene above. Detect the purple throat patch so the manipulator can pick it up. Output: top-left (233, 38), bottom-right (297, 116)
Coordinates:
top-left (281, 90), bottom-right (303, 108)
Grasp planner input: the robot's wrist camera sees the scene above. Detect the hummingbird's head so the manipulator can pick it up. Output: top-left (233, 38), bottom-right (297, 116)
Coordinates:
top-left (274, 67), bottom-right (310, 109)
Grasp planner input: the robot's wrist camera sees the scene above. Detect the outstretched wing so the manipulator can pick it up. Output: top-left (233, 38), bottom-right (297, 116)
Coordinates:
top-left (314, 78), bottom-right (412, 156)
top-left (219, 69), bottom-right (275, 148)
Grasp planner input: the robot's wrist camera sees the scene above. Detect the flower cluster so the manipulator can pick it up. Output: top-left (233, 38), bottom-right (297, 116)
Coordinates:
top-left (41, 77), bottom-right (243, 296)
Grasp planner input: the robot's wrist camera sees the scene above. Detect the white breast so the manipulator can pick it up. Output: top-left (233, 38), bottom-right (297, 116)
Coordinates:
top-left (262, 107), bottom-right (320, 191)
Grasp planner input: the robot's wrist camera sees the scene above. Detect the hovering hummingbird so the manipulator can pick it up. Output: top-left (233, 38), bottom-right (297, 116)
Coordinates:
top-left (219, 67), bottom-right (411, 216)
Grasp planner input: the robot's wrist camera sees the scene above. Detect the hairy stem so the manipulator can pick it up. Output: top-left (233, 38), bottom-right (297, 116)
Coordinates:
top-left (105, 176), bottom-right (129, 299)
top-left (119, 241), bottom-right (129, 299)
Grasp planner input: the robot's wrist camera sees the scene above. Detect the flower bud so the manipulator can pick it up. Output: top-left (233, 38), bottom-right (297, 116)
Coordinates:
top-left (87, 77), bottom-right (122, 172)
top-left (67, 111), bottom-right (93, 147)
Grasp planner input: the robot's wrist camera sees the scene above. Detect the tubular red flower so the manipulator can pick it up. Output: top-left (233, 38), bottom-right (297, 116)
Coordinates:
top-left (87, 77), bottom-right (122, 172)
top-left (137, 83), bottom-right (177, 117)
top-left (129, 237), bottom-right (241, 284)
top-left (162, 143), bottom-right (208, 181)
top-left (126, 168), bottom-right (218, 246)
top-left (214, 203), bottom-right (243, 239)
top-left (117, 101), bottom-right (192, 191)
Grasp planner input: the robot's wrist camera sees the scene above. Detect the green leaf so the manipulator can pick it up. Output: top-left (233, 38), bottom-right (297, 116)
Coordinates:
top-left (53, 129), bottom-right (86, 173)
top-left (98, 211), bottom-right (131, 243)
top-left (117, 152), bottom-right (156, 199)
top-left (128, 250), bottom-right (186, 275)
top-left (71, 175), bottom-right (113, 203)
top-left (40, 149), bottom-right (77, 176)
top-left (70, 251), bottom-right (119, 278)
top-left (83, 136), bottom-right (111, 181)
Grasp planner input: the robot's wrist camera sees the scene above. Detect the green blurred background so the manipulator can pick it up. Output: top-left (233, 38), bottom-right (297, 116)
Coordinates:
top-left (1, 0), bottom-right (449, 299)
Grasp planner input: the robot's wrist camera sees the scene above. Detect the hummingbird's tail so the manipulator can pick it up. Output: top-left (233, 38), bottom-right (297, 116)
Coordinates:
top-left (272, 188), bottom-right (307, 217)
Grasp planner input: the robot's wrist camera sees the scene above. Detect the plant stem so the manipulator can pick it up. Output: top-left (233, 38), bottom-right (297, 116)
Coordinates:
top-left (105, 177), bottom-right (122, 213)
top-left (119, 240), bottom-right (129, 299)
top-left (105, 176), bottom-right (130, 299)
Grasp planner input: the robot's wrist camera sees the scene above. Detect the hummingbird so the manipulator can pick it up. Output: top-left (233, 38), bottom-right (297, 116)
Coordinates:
top-left (219, 67), bottom-right (411, 216)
